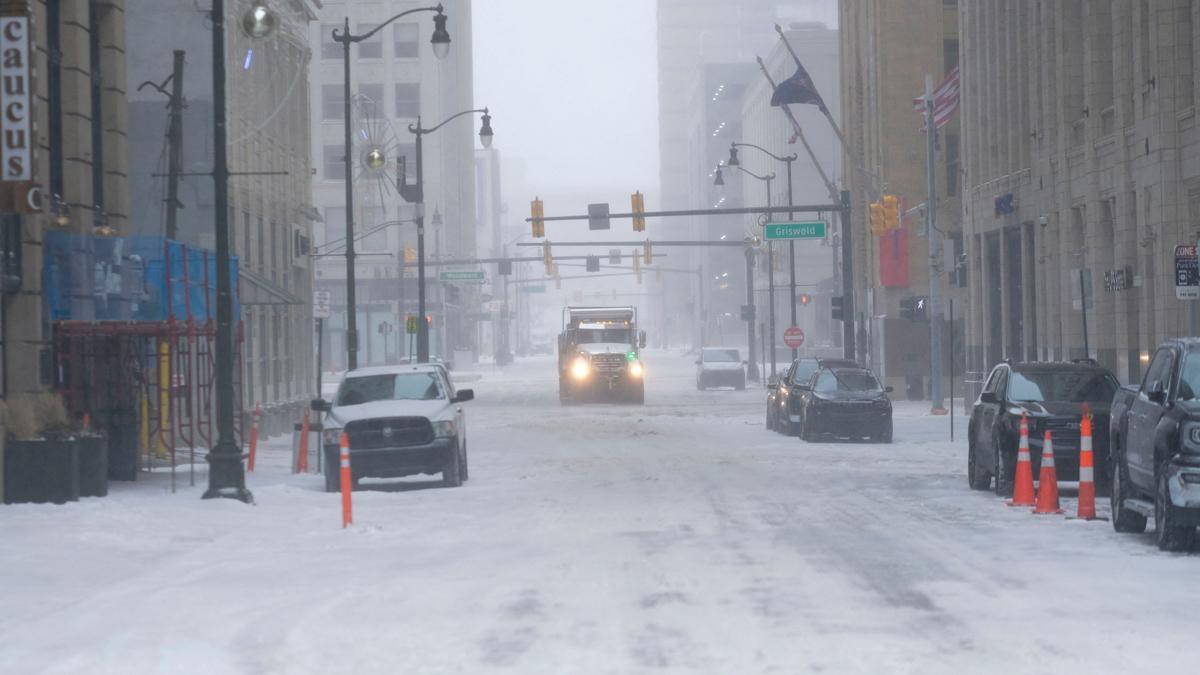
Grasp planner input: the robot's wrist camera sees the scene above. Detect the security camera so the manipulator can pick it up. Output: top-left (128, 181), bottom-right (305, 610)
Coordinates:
top-left (1038, 215), bottom-right (1049, 227)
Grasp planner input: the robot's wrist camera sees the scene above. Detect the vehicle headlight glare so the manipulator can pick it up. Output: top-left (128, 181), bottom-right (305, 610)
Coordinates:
top-left (433, 420), bottom-right (457, 438)
top-left (629, 361), bottom-right (644, 378)
top-left (571, 357), bottom-right (590, 380)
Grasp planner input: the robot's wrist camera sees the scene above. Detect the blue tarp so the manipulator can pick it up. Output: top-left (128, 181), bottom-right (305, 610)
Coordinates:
top-left (43, 231), bottom-right (240, 323)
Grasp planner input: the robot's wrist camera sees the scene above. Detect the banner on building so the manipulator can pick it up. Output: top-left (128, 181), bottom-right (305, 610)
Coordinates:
top-left (1, 7), bottom-right (32, 182)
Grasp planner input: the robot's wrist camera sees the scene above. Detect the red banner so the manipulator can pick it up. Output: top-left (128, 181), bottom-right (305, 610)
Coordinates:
top-left (879, 228), bottom-right (908, 287)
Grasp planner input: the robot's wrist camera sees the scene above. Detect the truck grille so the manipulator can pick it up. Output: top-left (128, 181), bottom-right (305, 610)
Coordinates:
top-left (591, 353), bottom-right (627, 372)
top-left (345, 417), bottom-right (433, 449)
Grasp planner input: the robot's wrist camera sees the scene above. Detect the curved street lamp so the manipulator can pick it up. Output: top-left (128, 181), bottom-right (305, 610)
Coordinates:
top-left (401, 108), bottom-right (495, 363)
top-left (240, 3), bottom-right (278, 38)
top-left (332, 4), bottom-right (450, 371)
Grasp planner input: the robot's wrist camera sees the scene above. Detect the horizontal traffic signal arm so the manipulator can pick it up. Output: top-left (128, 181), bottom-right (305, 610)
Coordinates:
top-left (419, 254), bottom-right (662, 266)
top-left (524, 202), bottom-right (844, 225)
top-left (510, 271), bottom-right (649, 284)
top-left (517, 240), bottom-right (745, 248)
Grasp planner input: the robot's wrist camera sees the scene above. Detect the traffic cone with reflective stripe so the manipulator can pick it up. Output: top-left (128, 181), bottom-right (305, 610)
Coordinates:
top-left (339, 432), bottom-right (353, 528)
top-left (1008, 414), bottom-right (1036, 506)
top-left (1033, 430), bottom-right (1064, 514)
top-left (1075, 405), bottom-right (1100, 520)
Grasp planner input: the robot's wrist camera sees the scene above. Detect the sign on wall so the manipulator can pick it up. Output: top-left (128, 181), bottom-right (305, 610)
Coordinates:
top-left (0, 13), bottom-right (32, 182)
top-left (1175, 245), bottom-right (1199, 300)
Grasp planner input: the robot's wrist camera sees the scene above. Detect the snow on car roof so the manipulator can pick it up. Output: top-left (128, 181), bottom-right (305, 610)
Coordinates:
top-left (344, 364), bottom-right (445, 378)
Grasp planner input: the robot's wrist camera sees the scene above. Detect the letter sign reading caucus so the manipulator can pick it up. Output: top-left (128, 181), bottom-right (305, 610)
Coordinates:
top-left (1, 15), bottom-right (31, 182)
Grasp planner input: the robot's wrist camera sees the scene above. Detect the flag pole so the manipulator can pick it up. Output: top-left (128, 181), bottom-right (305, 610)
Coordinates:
top-left (775, 24), bottom-right (847, 150)
top-left (756, 56), bottom-right (838, 203)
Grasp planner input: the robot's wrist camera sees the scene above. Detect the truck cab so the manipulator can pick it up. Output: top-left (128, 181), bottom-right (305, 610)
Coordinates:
top-left (557, 306), bottom-right (647, 405)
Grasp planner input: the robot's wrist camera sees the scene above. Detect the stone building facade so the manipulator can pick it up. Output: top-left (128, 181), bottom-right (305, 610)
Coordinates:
top-left (839, 0), bottom-right (966, 391)
top-left (959, 0), bottom-right (1200, 390)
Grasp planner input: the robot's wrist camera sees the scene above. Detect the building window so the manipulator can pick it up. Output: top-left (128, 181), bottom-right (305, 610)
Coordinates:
top-left (945, 133), bottom-right (960, 196)
top-left (395, 83), bottom-right (420, 118)
top-left (356, 24), bottom-right (382, 59)
top-left (321, 23), bottom-right (340, 60)
top-left (323, 145), bottom-right (345, 181)
top-left (359, 83), bottom-right (385, 118)
top-left (321, 84), bottom-right (344, 121)
top-left (394, 23), bottom-right (419, 58)
top-left (324, 207), bottom-right (346, 246)
top-left (943, 38), bottom-right (959, 73)
top-left (256, 216), bottom-right (265, 270)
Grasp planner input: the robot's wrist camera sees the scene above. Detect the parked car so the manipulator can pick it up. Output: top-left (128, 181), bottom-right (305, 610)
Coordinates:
top-left (794, 365), bottom-right (892, 442)
top-left (967, 360), bottom-right (1119, 498)
top-left (1110, 339), bottom-right (1200, 550)
top-left (312, 364), bottom-right (474, 491)
top-left (696, 347), bottom-right (746, 390)
top-left (768, 357), bottom-right (858, 434)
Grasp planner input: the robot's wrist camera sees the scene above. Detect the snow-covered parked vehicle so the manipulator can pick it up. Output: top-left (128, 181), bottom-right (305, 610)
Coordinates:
top-left (311, 364), bottom-right (474, 491)
top-left (696, 347), bottom-right (746, 390)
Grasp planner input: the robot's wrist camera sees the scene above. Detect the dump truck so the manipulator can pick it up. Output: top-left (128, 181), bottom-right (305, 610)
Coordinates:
top-left (558, 306), bottom-right (647, 404)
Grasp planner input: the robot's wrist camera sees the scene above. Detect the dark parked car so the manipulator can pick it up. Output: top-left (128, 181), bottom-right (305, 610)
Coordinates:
top-left (967, 360), bottom-right (1119, 498)
top-left (794, 365), bottom-right (893, 442)
top-left (768, 357), bottom-right (858, 434)
top-left (1110, 339), bottom-right (1200, 551)
top-left (696, 347), bottom-right (746, 390)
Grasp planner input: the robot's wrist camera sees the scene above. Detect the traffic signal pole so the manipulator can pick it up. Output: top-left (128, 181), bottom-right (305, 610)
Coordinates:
top-left (925, 75), bottom-right (945, 413)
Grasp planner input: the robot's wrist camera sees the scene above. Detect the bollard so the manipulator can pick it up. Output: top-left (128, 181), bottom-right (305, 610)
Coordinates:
top-left (340, 432), bottom-right (353, 527)
top-left (297, 409), bottom-right (311, 474)
top-left (247, 402), bottom-right (261, 472)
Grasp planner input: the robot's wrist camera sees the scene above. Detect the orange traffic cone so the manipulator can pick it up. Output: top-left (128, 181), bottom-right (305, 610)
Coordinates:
top-left (1075, 404), bottom-right (1100, 520)
top-left (1033, 430), bottom-right (1064, 514)
top-left (82, 412), bottom-right (91, 433)
top-left (339, 432), bottom-right (353, 528)
top-left (1008, 414), bottom-right (1036, 506)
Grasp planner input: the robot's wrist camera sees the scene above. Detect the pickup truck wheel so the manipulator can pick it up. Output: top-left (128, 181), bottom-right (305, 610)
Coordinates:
top-left (442, 445), bottom-right (463, 488)
top-left (968, 438), bottom-right (990, 490)
top-left (1155, 464), bottom-right (1195, 551)
top-left (992, 433), bottom-right (1013, 498)
top-left (323, 461), bottom-right (339, 493)
top-left (800, 413), bottom-right (815, 442)
top-left (1110, 456), bottom-right (1147, 533)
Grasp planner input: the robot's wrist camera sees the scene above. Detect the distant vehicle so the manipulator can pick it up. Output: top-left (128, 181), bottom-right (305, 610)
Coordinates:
top-left (558, 306), bottom-right (647, 404)
top-left (967, 360), bottom-right (1118, 498)
top-left (312, 364), bottom-right (474, 491)
top-left (768, 357), bottom-right (858, 434)
top-left (1110, 339), bottom-right (1200, 550)
top-left (696, 347), bottom-right (746, 390)
top-left (793, 365), bottom-right (893, 442)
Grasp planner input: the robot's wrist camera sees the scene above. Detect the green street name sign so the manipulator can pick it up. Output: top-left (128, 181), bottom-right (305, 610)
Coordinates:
top-left (764, 221), bottom-right (827, 240)
top-left (520, 285), bottom-right (546, 293)
top-left (439, 270), bottom-right (486, 282)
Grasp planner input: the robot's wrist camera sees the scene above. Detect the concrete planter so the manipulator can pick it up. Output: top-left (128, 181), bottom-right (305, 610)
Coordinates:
top-left (3, 436), bottom-right (108, 504)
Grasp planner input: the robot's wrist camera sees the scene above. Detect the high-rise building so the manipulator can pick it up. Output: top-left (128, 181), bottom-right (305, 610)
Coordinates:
top-left (959, 0), bottom-right (1200, 388)
top-left (308, 0), bottom-right (476, 368)
top-left (839, 0), bottom-right (964, 392)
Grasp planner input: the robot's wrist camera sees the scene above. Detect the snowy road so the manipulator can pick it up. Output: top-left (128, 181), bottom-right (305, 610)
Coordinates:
top-left (1, 351), bottom-right (1197, 674)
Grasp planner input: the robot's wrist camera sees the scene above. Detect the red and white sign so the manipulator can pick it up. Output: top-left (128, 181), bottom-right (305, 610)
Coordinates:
top-left (783, 326), bottom-right (805, 349)
top-left (1, 14), bottom-right (32, 181)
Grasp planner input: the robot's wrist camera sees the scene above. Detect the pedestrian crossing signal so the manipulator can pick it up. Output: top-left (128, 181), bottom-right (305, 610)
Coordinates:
top-left (632, 191), bottom-right (646, 232)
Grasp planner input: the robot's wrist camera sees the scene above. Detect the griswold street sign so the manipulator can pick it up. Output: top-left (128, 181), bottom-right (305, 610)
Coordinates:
top-left (439, 270), bottom-right (485, 282)
top-left (764, 221), bottom-right (826, 240)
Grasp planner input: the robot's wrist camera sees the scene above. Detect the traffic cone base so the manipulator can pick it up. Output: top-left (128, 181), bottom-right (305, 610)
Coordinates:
top-left (1008, 414), bottom-right (1036, 507)
top-left (1033, 430), bottom-right (1064, 515)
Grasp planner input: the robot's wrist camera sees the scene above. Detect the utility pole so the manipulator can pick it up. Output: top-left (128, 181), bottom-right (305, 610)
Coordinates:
top-left (744, 243), bottom-right (759, 382)
top-left (925, 75), bottom-right (945, 413)
top-left (165, 50), bottom-right (185, 240)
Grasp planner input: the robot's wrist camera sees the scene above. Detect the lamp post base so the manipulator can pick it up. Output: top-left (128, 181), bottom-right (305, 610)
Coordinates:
top-left (202, 441), bottom-right (254, 504)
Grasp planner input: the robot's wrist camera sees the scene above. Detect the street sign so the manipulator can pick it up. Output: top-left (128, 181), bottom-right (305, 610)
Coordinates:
top-left (609, 249), bottom-right (621, 265)
top-left (313, 290), bottom-right (332, 319)
top-left (783, 326), bottom-right (805, 349)
top-left (588, 203), bottom-right (610, 230)
top-left (405, 315), bottom-right (418, 334)
top-left (439, 270), bottom-right (486, 282)
top-left (764, 221), bottom-right (826, 240)
top-left (520, 285), bottom-right (546, 293)
top-left (1176, 245), bottom-right (1199, 300)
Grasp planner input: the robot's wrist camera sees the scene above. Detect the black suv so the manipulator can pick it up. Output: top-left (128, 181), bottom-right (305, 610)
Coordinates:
top-left (768, 357), bottom-right (858, 435)
top-left (793, 364), bottom-right (893, 442)
top-left (967, 360), bottom-right (1119, 497)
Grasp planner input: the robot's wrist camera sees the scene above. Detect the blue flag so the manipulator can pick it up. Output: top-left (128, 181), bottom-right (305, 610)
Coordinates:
top-left (770, 61), bottom-right (827, 113)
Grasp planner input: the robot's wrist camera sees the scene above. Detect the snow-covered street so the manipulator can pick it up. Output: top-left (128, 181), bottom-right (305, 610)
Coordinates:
top-left (1, 351), bottom-right (1197, 674)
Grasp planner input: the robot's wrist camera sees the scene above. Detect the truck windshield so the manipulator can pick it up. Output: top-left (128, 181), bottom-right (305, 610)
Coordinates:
top-left (1178, 353), bottom-right (1200, 401)
top-left (575, 329), bottom-right (631, 343)
top-left (336, 372), bottom-right (446, 406)
top-left (1008, 370), bottom-right (1117, 403)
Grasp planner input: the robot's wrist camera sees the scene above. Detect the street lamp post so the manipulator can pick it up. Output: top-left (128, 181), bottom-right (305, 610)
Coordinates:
top-left (401, 108), bottom-right (493, 363)
top-left (716, 163), bottom-right (775, 378)
top-left (729, 143), bottom-right (800, 362)
top-left (332, 4), bottom-right (451, 371)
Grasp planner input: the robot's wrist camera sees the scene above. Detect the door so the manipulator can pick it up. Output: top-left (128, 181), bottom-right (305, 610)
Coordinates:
top-left (973, 366), bottom-right (1005, 465)
top-left (1127, 348), bottom-right (1175, 485)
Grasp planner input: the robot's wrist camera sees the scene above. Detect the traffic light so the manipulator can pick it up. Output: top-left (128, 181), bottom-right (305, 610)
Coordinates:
top-left (799, 293), bottom-right (811, 306)
top-left (498, 259), bottom-right (513, 276)
top-left (882, 194), bottom-right (900, 230)
top-left (899, 295), bottom-right (928, 321)
top-left (831, 295), bottom-right (844, 321)
top-left (632, 191), bottom-right (646, 232)
top-left (643, 240), bottom-right (652, 265)
top-left (404, 245), bottom-right (416, 264)
top-left (586, 255), bottom-right (600, 272)
top-left (543, 241), bottom-right (553, 274)
top-left (530, 197), bottom-right (545, 238)
top-left (632, 249), bottom-right (642, 284)
top-left (869, 200), bottom-right (884, 236)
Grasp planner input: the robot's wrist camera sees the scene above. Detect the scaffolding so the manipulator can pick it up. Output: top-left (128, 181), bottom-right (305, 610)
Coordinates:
top-left (45, 232), bottom-right (244, 491)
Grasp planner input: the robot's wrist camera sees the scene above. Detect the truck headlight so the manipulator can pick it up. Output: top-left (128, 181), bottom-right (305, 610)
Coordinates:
top-left (433, 420), bottom-right (457, 438)
top-left (571, 357), bottom-right (590, 380)
top-left (629, 361), bottom-right (644, 378)
top-left (322, 428), bottom-right (343, 446)
top-left (1183, 421), bottom-right (1200, 452)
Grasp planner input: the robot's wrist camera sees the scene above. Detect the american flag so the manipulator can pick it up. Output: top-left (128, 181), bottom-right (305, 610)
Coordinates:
top-left (912, 66), bottom-right (959, 131)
